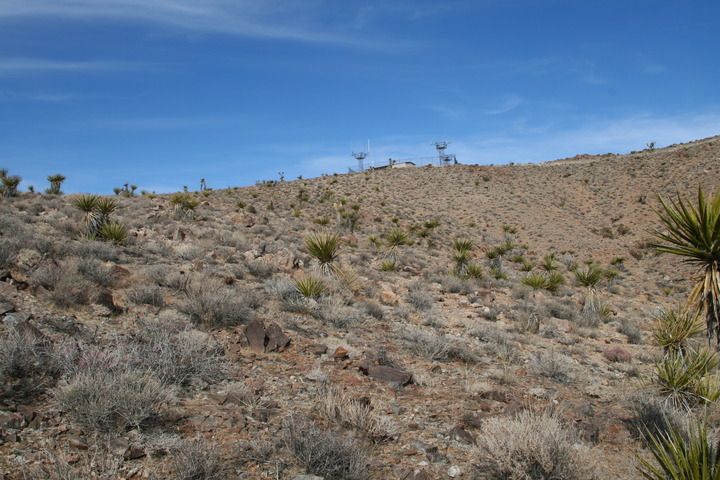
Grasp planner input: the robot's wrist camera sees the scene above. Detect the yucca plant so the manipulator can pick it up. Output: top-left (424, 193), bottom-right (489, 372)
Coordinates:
top-left (380, 258), bottom-right (397, 271)
top-left (305, 232), bottom-right (341, 275)
top-left (653, 306), bottom-right (705, 354)
top-left (642, 348), bottom-right (720, 410)
top-left (386, 229), bottom-right (411, 248)
top-left (45, 173), bottom-right (66, 195)
top-left (545, 271), bottom-right (566, 293)
top-left (294, 276), bottom-right (326, 299)
top-left (1, 174), bottom-right (21, 197)
top-left (466, 264), bottom-right (484, 279)
top-left (574, 264), bottom-right (605, 316)
top-left (637, 418), bottom-right (720, 480)
top-left (72, 194), bottom-right (102, 237)
top-left (453, 238), bottom-right (473, 254)
top-left (522, 273), bottom-right (547, 292)
top-left (98, 221), bottom-right (129, 244)
top-left (652, 186), bottom-right (720, 347)
top-left (540, 254), bottom-right (559, 271)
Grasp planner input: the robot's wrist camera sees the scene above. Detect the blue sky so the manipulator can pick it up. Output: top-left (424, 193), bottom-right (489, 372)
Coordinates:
top-left (1, 1), bottom-right (719, 194)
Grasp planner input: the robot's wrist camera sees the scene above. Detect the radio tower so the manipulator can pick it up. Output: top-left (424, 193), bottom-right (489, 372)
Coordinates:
top-left (432, 141), bottom-right (457, 164)
top-left (352, 140), bottom-right (370, 172)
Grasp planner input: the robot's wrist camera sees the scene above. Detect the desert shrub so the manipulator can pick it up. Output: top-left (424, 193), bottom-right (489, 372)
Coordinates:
top-left (22, 450), bottom-right (121, 480)
top-left (317, 384), bottom-right (394, 441)
top-left (627, 393), bottom-right (690, 444)
top-left (0, 238), bottom-right (20, 268)
top-left (0, 328), bottom-right (66, 381)
top-left (531, 350), bottom-right (572, 382)
top-left (401, 329), bottom-right (449, 361)
top-left (246, 258), bottom-right (277, 278)
top-left (358, 299), bottom-right (383, 319)
top-left (407, 289), bottom-right (434, 310)
top-left (180, 280), bottom-right (256, 327)
top-left (172, 439), bottom-right (225, 480)
top-left (53, 367), bottom-right (172, 433)
top-left (572, 310), bottom-right (602, 328)
top-left (75, 257), bottom-right (115, 287)
top-left (603, 346), bottom-right (633, 362)
top-left (314, 296), bottom-right (364, 328)
top-left (619, 318), bottom-right (644, 344)
top-left (124, 319), bottom-right (223, 387)
top-left (266, 277), bottom-right (316, 314)
top-left (282, 417), bottom-right (368, 480)
top-left (546, 300), bottom-right (575, 320)
top-left (126, 284), bottom-right (165, 307)
top-left (441, 275), bottom-right (473, 294)
top-left (69, 239), bottom-right (119, 261)
top-left (474, 410), bottom-right (596, 480)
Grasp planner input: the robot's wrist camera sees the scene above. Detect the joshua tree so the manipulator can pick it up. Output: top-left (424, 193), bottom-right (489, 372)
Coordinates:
top-left (1, 174), bottom-right (21, 197)
top-left (46, 174), bottom-right (66, 195)
top-left (653, 186), bottom-right (720, 347)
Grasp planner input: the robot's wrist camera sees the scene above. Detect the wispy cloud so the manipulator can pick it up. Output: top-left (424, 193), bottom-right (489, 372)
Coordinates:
top-left (0, 0), bottom-right (405, 49)
top-left (485, 95), bottom-right (523, 115)
top-left (455, 111), bottom-right (720, 166)
top-left (0, 57), bottom-right (144, 76)
top-left (77, 114), bottom-right (245, 130)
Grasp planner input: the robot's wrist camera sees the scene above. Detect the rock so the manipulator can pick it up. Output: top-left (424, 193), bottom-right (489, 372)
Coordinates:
top-left (15, 405), bottom-right (36, 424)
top-left (333, 346), bottom-right (349, 360)
top-left (292, 476), bottom-right (324, 480)
top-left (0, 301), bottom-right (14, 315)
top-left (124, 446), bottom-right (146, 460)
top-left (265, 322), bottom-right (291, 352)
top-left (108, 437), bottom-right (130, 456)
top-left (312, 344), bottom-right (328, 355)
top-left (244, 319), bottom-right (267, 352)
top-left (448, 466), bottom-right (461, 477)
top-left (364, 365), bottom-right (412, 386)
top-left (68, 435), bottom-right (89, 449)
top-left (2, 311), bottom-right (31, 327)
top-left (93, 287), bottom-right (118, 312)
top-left (448, 425), bottom-right (476, 445)
top-left (0, 281), bottom-right (16, 296)
top-left (0, 412), bottom-right (23, 430)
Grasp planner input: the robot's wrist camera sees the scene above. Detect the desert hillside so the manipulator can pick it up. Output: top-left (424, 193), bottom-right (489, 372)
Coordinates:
top-left (1, 135), bottom-right (719, 479)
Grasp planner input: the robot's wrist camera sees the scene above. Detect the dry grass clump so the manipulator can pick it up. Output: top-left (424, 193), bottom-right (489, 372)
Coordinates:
top-left (531, 350), bottom-right (573, 382)
top-left (171, 439), bottom-right (225, 480)
top-left (22, 450), bottom-right (122, 480)
top-left (124, 318), bottom-right (223, 387)
top-left (53, 366), bottom-right (173, 433)
top-left (474, 410), bottom-right (597, 480)
top-left (317, 384), bottom-right (395, 441)
top-left (180, 277), bottom-right (257, 327)
top-left (0, 328), bottom-right (67, 384)
top-left (282, 416), bottom-right (368, 480)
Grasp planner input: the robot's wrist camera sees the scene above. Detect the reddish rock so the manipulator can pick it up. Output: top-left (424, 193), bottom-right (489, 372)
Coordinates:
top-left (311, 344), bottom-right (328, 355)
top-left (265, 322), bottom-right (291, 352)
top-left (93, 287), bottom-right (118, 312)
top-left (448, 425), bottom-right (476, 445)
top-left (364, 365), bottom-right (412, 386)
top-left (244, 319), bottom-right (267, 352)
top-left (333, 346), bottom-right (349, 360)
top-left (0, 281), bottom-right (16, 296)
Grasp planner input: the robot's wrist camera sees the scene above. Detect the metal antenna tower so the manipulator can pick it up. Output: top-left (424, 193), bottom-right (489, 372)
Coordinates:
top-left (352, 140), bottom-right (370, 172)
top-left (432, 141), bottom-right (455, 164)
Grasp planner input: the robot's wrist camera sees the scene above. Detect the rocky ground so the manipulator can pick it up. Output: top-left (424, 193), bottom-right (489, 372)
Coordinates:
top-left (0, 135), bottom-right (719, 479)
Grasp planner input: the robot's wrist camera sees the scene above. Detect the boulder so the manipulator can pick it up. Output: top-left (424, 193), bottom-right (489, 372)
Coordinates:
top-left (363, 365), bottom-right (412, 386)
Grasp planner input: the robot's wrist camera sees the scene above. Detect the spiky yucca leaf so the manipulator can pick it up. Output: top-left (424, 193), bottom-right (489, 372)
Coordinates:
top-left (643, 348), bottom-right (720, 410)
top-left (294, 276), bottom-right (326, 299)
top-left (653, 186), bottom-right (720, 346)
top-left (637, 418), bottom-right (720, 480)
top-left (522, 273), bottom-right (547, 291)
top-left (452, 238), bottom-right (473, 254)
top-left (98, 221), bottom-right (128, 244)
top-left (652, 306), bottom-right (705, 354)
top-left (386, 229), bottom-right (410, 248)
top-left (574, 265), bottom-right (605, 289)
top-left (304, 232), bottom-right (341, 275)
